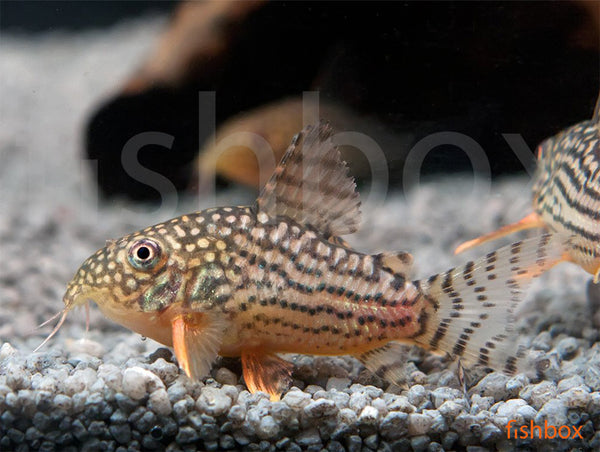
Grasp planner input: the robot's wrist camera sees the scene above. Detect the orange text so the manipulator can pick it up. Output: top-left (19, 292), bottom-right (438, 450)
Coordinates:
top-left (506, 420), bottom-right (583, 440)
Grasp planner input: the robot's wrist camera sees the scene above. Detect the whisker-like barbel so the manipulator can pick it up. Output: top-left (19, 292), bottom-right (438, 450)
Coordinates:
top-left (34, 309), bottom-right (69, 353)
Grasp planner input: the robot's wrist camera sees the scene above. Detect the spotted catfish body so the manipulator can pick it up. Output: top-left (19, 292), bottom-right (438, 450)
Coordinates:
top-left (456, 98), bottom-right (600, 281)
top-left (56, 123), bottom-right (568, 400)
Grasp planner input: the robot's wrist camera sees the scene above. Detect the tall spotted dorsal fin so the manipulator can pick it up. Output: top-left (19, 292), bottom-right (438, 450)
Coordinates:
top-left (256, 121), bottom-right (361, 237)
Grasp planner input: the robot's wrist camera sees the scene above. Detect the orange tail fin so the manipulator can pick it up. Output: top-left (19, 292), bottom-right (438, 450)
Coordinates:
top-left (454, 212), bottom-right (545, 255)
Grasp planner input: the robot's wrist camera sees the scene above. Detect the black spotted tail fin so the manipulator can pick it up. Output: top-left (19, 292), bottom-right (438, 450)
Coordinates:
top-left (414, 233), bottom-right (570, 375)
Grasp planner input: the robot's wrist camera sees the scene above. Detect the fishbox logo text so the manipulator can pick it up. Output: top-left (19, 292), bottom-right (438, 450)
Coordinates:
top-left (507, 420), bottom-right (583, 439)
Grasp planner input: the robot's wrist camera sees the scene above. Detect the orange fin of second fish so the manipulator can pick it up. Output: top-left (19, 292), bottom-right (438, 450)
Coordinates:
top-left (241, 350), bottom-right (294, 401)
top-left (171, 313), bottom-right (225, 381)
top-left (454, 212), bottom-right (545, 255)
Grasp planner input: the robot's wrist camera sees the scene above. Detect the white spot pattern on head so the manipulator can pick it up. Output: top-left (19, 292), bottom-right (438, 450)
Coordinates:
top-left (173, 225), bottom-right (186, 238)
top-left (165, 235), bottom-right (182, 250)
top-left (257, 212), bottom-right (269, 224)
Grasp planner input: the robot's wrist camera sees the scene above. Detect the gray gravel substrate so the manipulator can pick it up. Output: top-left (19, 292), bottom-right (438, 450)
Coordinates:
top-left (1, 17), bottom-right (599, 452)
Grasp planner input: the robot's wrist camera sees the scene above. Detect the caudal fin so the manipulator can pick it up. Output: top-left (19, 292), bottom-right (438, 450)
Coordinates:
top-left (414, 233), bottom-right (569, 374)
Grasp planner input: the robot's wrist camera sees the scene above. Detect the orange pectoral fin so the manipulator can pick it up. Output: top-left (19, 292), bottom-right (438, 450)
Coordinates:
top-left (171, 312), bottom-right (225, 381)
top-left (241, 350), bottom-right (294, 401)
top-left (455, 212), bottom-right (545, 255)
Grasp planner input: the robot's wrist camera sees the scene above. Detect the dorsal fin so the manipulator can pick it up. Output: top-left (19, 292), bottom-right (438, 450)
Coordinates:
top-left (256, 121), bottom-right (361, 237)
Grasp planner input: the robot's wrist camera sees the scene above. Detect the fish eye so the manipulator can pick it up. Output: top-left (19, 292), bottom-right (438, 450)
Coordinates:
top-left (128, 239), bottom-right (161, 270)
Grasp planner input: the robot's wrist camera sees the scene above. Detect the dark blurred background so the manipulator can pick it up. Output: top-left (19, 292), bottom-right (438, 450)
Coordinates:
top-left (2, 1), bottom-right (599, 201)
top-left (0, 1), bottom-right (176, 32)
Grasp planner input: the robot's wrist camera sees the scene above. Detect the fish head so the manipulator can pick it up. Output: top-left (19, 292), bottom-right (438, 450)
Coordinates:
top-left (61, 226), bottom-right (192, 344)
top-left (64, 233), bottom-right (170, 307)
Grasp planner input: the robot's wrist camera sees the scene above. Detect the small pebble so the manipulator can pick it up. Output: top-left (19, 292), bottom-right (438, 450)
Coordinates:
top-left (410, 435), bottom-right (430, 452)
top-left (282, 390), bottom-right (312, 410)
top-left (407, 385), bottom-right (428, 406)
top-left (346, 435), bottom-right (361, 452)
top-left (408, 413), bottom-right (432, 436)
top-left (337, 407), bottom-right (357, 425)
top-left (121, 367), bottom-right (163, 400)
top-left (535, 398), bottom-right (568, 426)
top-left (214, 367), bottom-right (238, 386)
top-left (348, 391), bottom-right (369, 413)
top-left (558, 385), bottom-right (590, 409)
top-left (304, 398), bottom-right (337, 418)
top-left (0, 342), bottom-right (17, 360)
top-left (358, 405), bottom-right (379, 425)
top-left (519, 381), bottom-right (557, 410)
top-left (585, 366), bottom-right (600, 391)
top-left (557, 375), bottom-right (584, 392)
top-left (505, 374), bottom-right (529, 397)
top-left (109, 424), bottom-right (131, 445)
top-left (430, 387), bottom-right (464, 408)
top-left (256, 415), bottom-right (279, 440)
top-left (472, 372), bottom-right (509, 400)
top-left (479, 423), bottom-right (502, 444)
top-left (176, 426), bottom-right (199, 445)
top-left (196, 387), bottom-right (232, 417)
top-left (441, 431), bottom-right (459, 449)
top-left (295, 428), bottom-right (322, 447)
top-left (149, 358), bottom-right (179, 384)
top-left (326, 377), bottom-right (351, 391)
top-left (220, 434), bottom-right (236, 449)
top-left (379, 411), bottom-right (408, 440)
top-left (495, 398), bottom-right (530, 422)
top-left (556, 337), bottom-right (579, 360)
top-left (148, 388), bottom-right (172, 415)
top-left (364, 433), bottom-right (379, 449)
top-left (385, 395), bottom-right (415, 413)
top-left (469, 394), bottom-right (493, 414)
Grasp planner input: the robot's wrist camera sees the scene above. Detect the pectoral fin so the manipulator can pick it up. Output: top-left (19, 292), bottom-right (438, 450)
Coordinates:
top-left (241, 350), bottom-right (294, 401)
top-left (171, 313), bottom-right (225, 381)
top-left (454, 212), bottom-right (545, 255)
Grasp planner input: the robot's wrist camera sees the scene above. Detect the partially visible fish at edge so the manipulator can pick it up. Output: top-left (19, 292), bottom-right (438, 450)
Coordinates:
top-left (40, 122), bottom-right (570, 400)
top-left (456, 93), bottom-right (600, 282)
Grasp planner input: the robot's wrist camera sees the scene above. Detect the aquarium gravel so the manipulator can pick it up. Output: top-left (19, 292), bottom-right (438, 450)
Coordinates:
top-left (1, 16), bottom-right (599, 452)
